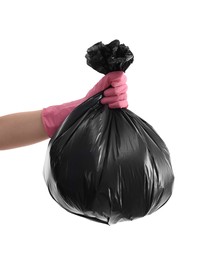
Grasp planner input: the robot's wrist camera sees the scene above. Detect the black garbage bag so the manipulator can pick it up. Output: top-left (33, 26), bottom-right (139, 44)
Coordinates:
top-left (44, 40), bottom-right (174, 225)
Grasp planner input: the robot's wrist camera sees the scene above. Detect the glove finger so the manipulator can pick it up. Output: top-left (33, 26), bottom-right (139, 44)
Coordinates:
top-left (103, 84), bottom-right (128, 96)
top-left (101, 93), bottom-right (127, 104)
top-left (87, 72), bottom-right (127, 99)
top-left (110, 77), bottom-right (127, 87)
top-left (108, 100), bottom-right (128, 109)
top-left (107, 71), bottom-right (127, 86)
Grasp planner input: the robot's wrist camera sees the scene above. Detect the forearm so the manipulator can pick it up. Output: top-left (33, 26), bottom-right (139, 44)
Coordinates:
top-left (0, 110), bottom-right (48, 150)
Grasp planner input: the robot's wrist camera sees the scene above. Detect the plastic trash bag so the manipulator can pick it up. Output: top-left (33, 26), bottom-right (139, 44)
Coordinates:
top-left (44, 40), bottom-right (174, 225)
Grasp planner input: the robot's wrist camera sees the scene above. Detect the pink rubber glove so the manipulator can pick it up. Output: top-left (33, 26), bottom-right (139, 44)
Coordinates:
top-left (100, 74), bottom-right (128, 109)
top-left (42, 71), bottom-right (128, 137)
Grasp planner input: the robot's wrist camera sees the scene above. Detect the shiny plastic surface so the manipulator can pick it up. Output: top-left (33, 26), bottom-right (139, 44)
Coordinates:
top-left (44, 92), bottom-right (174, 224)
top-left (43, 40), bottom-right (174, 224)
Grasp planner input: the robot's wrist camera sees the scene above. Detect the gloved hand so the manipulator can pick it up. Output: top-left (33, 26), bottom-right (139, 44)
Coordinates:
top-left (100, 73), bottom-right (128, 108)
top-left (42, 71), bottom-right (128, 137)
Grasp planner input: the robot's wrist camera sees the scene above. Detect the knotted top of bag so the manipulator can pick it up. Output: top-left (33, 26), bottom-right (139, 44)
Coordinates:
top-left (85, 40), bottom-right (134, 75)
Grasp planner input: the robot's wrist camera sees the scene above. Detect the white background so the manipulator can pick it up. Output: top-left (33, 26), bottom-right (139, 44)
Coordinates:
top-left (0, 0), bottom-right (220, 259)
